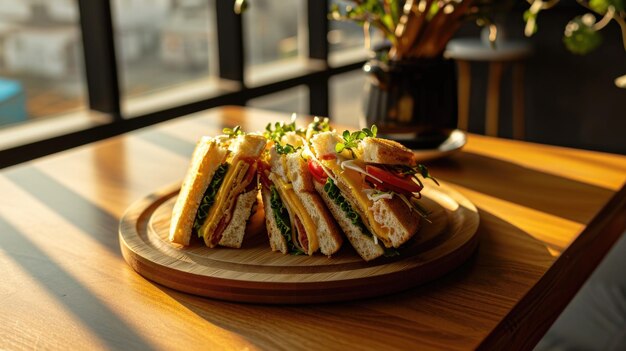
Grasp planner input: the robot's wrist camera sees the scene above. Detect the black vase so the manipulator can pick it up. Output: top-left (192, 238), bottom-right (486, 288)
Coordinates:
top-left (362, 56), bottom-right (458, 149)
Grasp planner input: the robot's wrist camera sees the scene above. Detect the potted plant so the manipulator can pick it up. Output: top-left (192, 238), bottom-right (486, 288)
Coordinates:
top-left (236, 0), bottom-right (625, 147)
top-left (328, 0), bottom-right (514, 148)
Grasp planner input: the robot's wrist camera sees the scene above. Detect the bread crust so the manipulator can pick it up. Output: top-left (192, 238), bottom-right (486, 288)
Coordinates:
top-left (232, 134), bottom-right (267, 159)
top-left (370, 196), bottom-right (420, 248)
top-left (360, 137), bottom-right (415, 165)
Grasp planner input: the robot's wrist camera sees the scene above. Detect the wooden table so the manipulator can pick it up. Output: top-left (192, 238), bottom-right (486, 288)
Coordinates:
top-left (1, 106), bottom-right (625, 350)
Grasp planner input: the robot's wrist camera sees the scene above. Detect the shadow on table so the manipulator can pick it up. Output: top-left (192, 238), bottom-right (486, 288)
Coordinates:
top-left (427, 151), bottom-right (616, 224)
top-left (155, 208), bottom-right (554, 350)
top-left (0, 216), bottom-right (158, 351)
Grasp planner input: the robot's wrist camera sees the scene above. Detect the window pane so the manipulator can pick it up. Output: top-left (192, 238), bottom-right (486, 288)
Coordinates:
top-left (328, 1), bottom-right (365, 51)
top-left (112, 0), bottom-right (218, 112)
top-left (247, 85), bottom-right (309, 116)
top-left (243, 0), bottom-right (307, 85)
top-left (244, 0), bottom-right (304, 65)
top-left (0, 0), bottom-right (86, 128)
top-left (328, 0), bottom-right (385, 67)
top-left (330, 71), bottom-right (365, 127)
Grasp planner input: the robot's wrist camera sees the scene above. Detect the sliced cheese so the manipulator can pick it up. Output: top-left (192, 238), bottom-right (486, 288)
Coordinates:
top-left (200, 158), bottom-right (250, 246)
top-left (269, 173), bottom-right (319, 254)
top-left (322, 160), bottom-right (390, 242)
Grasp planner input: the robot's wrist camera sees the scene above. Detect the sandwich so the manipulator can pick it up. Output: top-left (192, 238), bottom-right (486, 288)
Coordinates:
top-left (259, 119), bottom-right (343, 256)
top-left (308, 126), bottom-right (437, 260)
top-left (169, 127), bottom-right (266, 248)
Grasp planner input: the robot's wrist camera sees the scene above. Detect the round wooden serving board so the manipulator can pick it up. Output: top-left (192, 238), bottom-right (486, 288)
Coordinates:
top-left (119, 183), bottom-right (479, 304)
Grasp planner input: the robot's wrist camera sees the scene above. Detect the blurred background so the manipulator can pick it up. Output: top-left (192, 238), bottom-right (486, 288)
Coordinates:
top-left (0, 0), bottom-right (624, 168)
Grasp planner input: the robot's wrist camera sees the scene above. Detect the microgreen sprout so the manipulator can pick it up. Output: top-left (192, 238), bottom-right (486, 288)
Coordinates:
top-left (335, 125), bottom-right (377, 157)
top-left (389, 164), bottom-right (440, 189)
top-left (309, 117), bottom-right (331, 133)
top-left (222, 125), bottom-right (245, 138)
top-left (275, 143), bottom-right (300, 155)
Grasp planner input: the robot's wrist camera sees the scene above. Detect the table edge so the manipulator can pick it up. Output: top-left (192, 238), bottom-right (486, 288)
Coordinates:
top-left (477, 182), bottom-right (626, 350)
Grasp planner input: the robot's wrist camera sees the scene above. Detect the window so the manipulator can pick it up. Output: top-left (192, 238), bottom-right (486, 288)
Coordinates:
top-left (327, 0), bottom-right (385, 67)
top-left (0, 0), bottom-right (369, 168)
top-left (111, 0), bottom-right (221, 116)
top-left (243, 0), bottom-right (309, 86)
top-left (248, 85), bottom-right (309, 116)
top-left (0, 0), bottom-right (86, 128)
top-left (330, 70), bottom-right (365, 127)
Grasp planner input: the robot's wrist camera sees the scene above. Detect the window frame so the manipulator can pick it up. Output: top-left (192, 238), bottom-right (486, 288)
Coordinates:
top-left (0, 0), bottom-right (367, 168)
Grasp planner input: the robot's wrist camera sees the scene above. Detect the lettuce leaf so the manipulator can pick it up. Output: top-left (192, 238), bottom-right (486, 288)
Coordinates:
top-left (323, 178), bottom-right (372, 238)
top-left (270, 186), bottom-right (304, 255)
top-left (193, 163), bottom-right (229, 236)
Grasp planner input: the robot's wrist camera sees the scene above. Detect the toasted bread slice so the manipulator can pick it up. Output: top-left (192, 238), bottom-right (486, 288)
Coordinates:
top-left (310, 130), bottom-right (421, 248)
top-left (360, 137), bottom-right (415, 165)
top-left (370, 196), bottom-right (420, 248)
top-left (310, 131), bottom-right (342, 157)
top-left (313, 181), bottom-right (384, 261)
top-left (200, 134), bottom-right (267, 247)
top-left (231, 133), bottom-right (267, 159)
top-left (266, 134), bottom-right (343, 256)
top-left (218, 188), bottom-right (258, 248)
top-left (261, 186), bottom-right (289, 254)
top-left (285, 152), bottom-right (342, 256)
top-left (169, 137), bottom-right (228, 245)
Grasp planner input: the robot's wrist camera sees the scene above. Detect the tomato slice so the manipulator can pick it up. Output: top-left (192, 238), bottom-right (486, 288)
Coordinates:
top-left (365, 165), bottom-right (423, 194)
top-left (307, 159), bottom-right (328, 184)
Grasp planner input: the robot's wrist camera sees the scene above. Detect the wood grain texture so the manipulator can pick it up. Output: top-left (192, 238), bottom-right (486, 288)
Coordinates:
top-left (119, 183), bottom-right (479, 303)
top-left (1, 106), bottom-right (625, 350)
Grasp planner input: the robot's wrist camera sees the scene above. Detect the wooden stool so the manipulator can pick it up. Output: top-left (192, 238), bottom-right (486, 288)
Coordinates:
top-left (446, 38), bottom-right (532, 139)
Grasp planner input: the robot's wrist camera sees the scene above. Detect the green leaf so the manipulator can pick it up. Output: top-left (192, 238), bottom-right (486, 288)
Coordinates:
top-left (389, 0), bottom-right (399, 27)
top-left (270, 186), bottom-right (303, 255)
top-left (418, 164), bottom-right (440, 186)
top-left (193, 163), bottom-right (230, 236)
top-left (335, 142), bottom-right (346, 153)
top-left (264, 119), bottom-right (298, 142)
top-left (588, 0), bottom-right (624, 14)
top-left (381, 13), bottom-right (395, 33)
top-left (323, 178), bottom-right (372, 238)
top-left (563, 15), bottom-right (603, 55)
top-left (276, 143), bottom-right (298, 155)
top-left (223, 125), bottom-right (244, 138)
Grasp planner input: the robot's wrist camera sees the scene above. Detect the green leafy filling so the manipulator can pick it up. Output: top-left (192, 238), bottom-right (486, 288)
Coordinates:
top-left (323, 178), bottom-right (372, 238)
top-left (193, 163), bottom-right (229, 237)
top-left (270, 186), bottom-right (304, 255)
top-left (275, 143), bottom-right (300, 155)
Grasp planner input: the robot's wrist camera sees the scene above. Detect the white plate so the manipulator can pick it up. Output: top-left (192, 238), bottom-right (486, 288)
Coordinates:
top-left (412, 129), bottom-right (467, 162)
